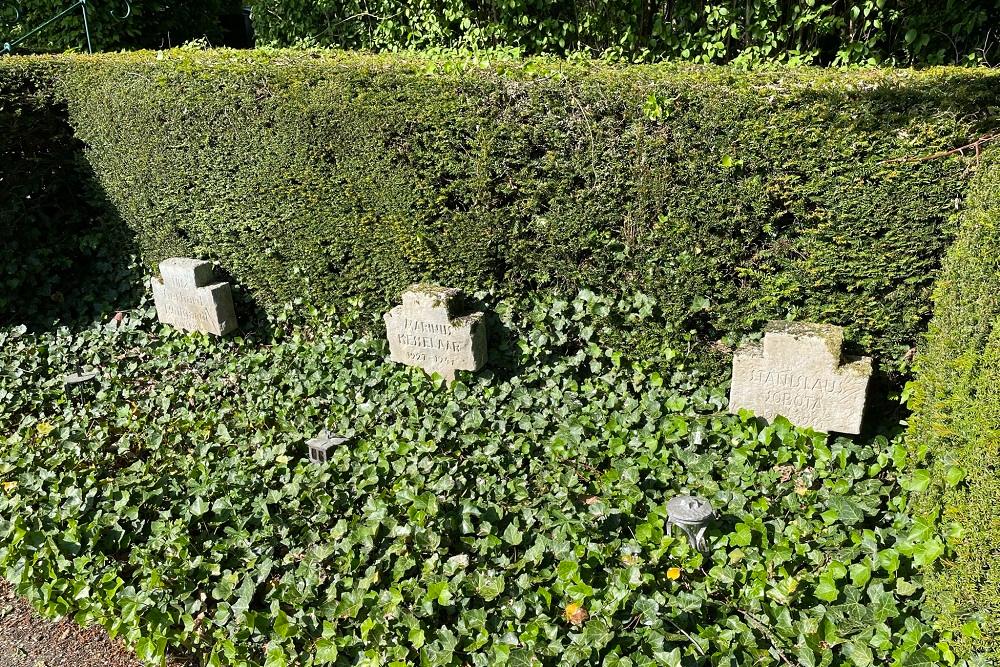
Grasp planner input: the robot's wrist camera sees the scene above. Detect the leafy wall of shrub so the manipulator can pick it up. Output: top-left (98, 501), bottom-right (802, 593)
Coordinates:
top-left (4, 51), bottom-right (1000, 376)
top-left (907, 150), bottom-right (1000, 656)
top-left (245, 0), bottom-right (1000, 66)
top-left (0, 0), bottom-right (239, 53)
top-left (0, 60), bottom-right (140, 328)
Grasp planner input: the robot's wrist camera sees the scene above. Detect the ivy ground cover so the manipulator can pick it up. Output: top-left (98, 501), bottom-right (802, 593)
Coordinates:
top-left (0, 290), bottom-right (976, 666)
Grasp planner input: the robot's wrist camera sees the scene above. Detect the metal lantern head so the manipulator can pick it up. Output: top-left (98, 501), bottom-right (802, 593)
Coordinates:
top-left (666, 495), bottom-right (714, 552)
top-left (63, 370), bottom-right (99, 386)
top-left (306, 430), bottom-right (347, 464)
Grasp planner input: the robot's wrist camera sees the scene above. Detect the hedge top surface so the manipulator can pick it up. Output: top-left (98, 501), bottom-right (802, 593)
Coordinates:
top-left (10, 47), bottom-right (1000, 84)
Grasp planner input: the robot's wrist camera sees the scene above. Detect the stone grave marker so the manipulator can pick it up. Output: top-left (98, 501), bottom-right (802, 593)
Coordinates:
top-left (728, 321), bottom-right (872, 434)
top-left (151, 258), bottom-right (237, 336)
top-left (384, 285), bottom-right (487, 382)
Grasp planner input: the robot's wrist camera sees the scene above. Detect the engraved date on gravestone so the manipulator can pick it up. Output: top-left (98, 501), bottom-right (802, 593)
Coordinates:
top-left (729, 321), bottom-right (872, 434)
top-left (384, 285), bottom-right (486, 382)
top-left (151, 258), bottom-right (237, 337)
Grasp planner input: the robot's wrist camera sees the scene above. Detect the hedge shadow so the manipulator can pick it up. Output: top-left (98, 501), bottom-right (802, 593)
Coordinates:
top-left (0, 78), bottom-right (143, 331)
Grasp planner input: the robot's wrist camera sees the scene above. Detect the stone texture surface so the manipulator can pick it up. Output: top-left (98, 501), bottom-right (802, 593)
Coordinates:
top-left (729, 321), bottom-right (872, 434)
top-left (158, 257), bottom-right (215, 289)
top-left (151, 258), bottom-right (237, 336)
top-left (384, 285), bottom-right (486, 382)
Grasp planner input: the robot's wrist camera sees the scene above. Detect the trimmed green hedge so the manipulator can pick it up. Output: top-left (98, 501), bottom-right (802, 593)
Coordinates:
top-left (908, 150), bottom-right (1000, 656)
top-left (4, 51), bottom-right (1000, 376)
top-left (0, 60), bottom-right (139, 327)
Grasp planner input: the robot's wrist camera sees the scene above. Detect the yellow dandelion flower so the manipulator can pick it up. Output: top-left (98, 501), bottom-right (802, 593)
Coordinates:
top-left (563, 601), bottom-right (588, 626)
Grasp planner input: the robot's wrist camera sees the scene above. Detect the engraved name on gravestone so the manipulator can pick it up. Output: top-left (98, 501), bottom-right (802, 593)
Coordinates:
top-left (729, 321), bottom-right (872, 434)
top-left (384, 285), bottom-right (487, 382)
top-left (151, 258), bottom-right (237, 336)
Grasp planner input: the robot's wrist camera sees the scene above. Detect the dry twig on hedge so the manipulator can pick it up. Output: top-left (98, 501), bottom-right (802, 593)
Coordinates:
top-left (884, 132), bottom-right (999, 164)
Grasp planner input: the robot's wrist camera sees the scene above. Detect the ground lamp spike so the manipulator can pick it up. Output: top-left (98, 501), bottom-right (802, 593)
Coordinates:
top-left (306, 429), bottom-right (349, 465)
top-left (666, 495), bottom-right (714, 553)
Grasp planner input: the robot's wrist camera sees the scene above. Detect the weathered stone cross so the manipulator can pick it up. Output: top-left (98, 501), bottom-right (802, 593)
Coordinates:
top-left (384, 285), bottom-right (486, 382)
top-left (729, 321), bottom-right (872, 434)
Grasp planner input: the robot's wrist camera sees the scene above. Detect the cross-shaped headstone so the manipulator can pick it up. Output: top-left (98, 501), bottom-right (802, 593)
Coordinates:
top-left (151, 258), bottom-right (237, 336)
top-left (728, 321), bottom-right (872, 434)
top-left (384, 285), bottom-right (487, 382)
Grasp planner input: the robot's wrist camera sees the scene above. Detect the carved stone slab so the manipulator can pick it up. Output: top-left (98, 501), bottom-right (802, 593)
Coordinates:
top-left (151, 258), bottom-right (237, 336)
top-left (729, 321), bottom-right (872, 434)
top-left (384, 285), bottom-right (486, 382)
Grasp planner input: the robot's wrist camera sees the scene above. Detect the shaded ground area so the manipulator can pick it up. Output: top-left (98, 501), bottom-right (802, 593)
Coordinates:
top-left (0, 579), bottom-right (144, 667)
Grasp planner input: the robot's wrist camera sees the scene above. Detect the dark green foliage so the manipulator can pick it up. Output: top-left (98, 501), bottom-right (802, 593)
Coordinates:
top-left (907, 150), bottom-right (1000, 656)
top-left (11, 50), bottom-right (995, 377)
top-left (245, 0), bottom-right (1000, 66)
top-left (0, 59), bottom-right (140, 328)
top-left (1, 0), bottom-right (239, 53)
top-left (0, 291), bottom-right (961, 665)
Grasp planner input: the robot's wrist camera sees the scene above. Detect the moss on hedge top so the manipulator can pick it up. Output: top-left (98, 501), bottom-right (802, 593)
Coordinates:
top-left (4, 50), bottom-right (1000, 376)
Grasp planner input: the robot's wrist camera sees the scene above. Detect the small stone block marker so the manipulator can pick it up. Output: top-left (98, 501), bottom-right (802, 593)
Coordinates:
top-left (151, 258), bottom-right (237, 336)
top-left (306, 430), bottom-right (348, 464)
top-left (729, 321), bottom-right (872, 434)
top-left (384, 285), bottom-right (487, 382)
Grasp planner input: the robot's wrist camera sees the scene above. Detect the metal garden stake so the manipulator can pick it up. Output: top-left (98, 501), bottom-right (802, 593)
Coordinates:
top-left (2, 0), bottom-right (131, 56)
top-left (63, 370), bottom-right (99, 385)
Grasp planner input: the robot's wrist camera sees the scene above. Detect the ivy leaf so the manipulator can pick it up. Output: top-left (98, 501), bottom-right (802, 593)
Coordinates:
top-left (844, 638), bottom-right (874, 667)
top-left (263, 646), bottom-right (287, 667)
top-left (633, 597), bottom-right (660, 626)
top-left (508, 650), bottom-right (539, 667)
top-left (272, 610), bottom-right (296, 639)
top-left (814, 577), bottom-right (840, 602)
top-left (868, 585), bottom-right (898, 623)
top-left (828, 496), bottom-right (864, 525)
top-left (582, 619), bottom-right (613, 649)
top-left (189, 497), bottom-right (208, 517)
top-left (474, 572), bottom-right (505, 601)
top-left (901, 470), bottom-right (931, 492)
top-left (912, 537), bottom-right (945, 567)
top-left (314, 639), bottom-right (338, 664)
top-left (902, 649), bottom-right (940, 666)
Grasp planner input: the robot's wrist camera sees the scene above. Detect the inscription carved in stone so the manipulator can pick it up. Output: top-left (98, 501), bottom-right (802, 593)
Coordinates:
top-left (728, 321), bottom-right (872, 434)
top-left (151, 258), bottom-right (237, 336)
top-left (384, 285), bottom-right (486, 382)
